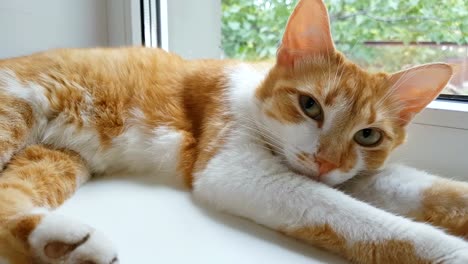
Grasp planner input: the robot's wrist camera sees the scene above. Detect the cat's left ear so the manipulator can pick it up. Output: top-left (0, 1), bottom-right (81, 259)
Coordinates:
top-left (277, 0), bottom-right (335, 68)
top-left (389, 63), bottom-right (453, 125)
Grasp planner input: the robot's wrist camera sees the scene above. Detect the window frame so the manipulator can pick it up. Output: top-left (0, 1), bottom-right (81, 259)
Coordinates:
top-left (107, 0), bottom-right (142, 46)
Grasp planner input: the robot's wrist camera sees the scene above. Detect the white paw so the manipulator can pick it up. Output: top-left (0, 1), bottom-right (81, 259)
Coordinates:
top-left (29, 214), bottom-right (118, 264)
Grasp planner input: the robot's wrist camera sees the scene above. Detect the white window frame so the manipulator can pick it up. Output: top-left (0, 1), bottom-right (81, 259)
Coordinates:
top-left (417, 100), bottom-right (468, 130)
top-left (110, 0), bottom-right (468, 180)
top-left (107, 0), bottom-right (143, 46)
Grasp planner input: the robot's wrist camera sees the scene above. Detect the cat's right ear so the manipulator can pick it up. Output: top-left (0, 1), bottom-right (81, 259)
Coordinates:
top-left (277, 0), bottom-right (335, 68)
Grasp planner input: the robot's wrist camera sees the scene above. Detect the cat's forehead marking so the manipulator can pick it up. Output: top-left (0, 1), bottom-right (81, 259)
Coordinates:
top-left (321, 95), bottom-right (351, 133)
top-left (367, 104), bottom-right (378, 124)
top-left (318, 69), bottom-right (389, 134)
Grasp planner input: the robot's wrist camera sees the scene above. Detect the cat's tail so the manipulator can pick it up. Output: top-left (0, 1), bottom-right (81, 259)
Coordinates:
top-left (0, 145), bottom-right (90, 263)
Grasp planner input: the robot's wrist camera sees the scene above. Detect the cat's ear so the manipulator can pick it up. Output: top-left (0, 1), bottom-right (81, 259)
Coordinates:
top-left (389, 63), bottom-right (453, 125)
top-left (277, 0), bottom-right (335, 67)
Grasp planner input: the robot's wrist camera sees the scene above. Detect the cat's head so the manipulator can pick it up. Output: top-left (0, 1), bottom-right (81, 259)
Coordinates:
top-left (255, 0), bottom-right (452, 186)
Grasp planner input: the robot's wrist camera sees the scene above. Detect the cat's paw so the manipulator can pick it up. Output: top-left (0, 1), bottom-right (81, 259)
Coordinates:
top-left (29, 214), bottom-right (118, 264)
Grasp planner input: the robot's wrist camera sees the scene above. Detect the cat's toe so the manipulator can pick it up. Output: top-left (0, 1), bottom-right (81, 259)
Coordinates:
top-left (29, 213), bottom-right (117, 264)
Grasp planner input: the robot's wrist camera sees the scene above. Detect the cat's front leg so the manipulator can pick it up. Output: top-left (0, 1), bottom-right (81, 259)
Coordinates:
top-left (342, 164), bottom-right (468, 238)
top-left (0, 145), bottom-right (118, 264)
top-left (193, 144), bottom-right (468, 263)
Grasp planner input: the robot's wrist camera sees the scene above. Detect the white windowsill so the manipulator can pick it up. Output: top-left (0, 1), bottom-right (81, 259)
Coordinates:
top-left (428, 99), bottom-right (468, 112)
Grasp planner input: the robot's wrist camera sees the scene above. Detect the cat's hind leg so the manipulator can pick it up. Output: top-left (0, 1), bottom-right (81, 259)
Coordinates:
top-left (0, 145), bottom-right (118, 264)
top-left (343, 165), bottom-right (468, 238)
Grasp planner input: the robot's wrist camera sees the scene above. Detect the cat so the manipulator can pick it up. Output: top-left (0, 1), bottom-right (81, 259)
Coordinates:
top-left (0, 0), bottom-right (467, 263)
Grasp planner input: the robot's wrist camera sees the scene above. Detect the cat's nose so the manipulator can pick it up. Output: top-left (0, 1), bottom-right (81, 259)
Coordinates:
top-left (314, 155), bottom-right (339, 177)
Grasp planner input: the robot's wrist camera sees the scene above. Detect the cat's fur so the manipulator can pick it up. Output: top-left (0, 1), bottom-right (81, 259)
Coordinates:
top-left (0, 0), bottom-right (467, 263)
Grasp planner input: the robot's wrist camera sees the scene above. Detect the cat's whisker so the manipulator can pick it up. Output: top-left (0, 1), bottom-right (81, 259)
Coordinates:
top-left (236, 130), bottom-right (286, 157)
top-left (319, 29), bottom-right (334, 93)
top-left (234, 121), bottom-right (318, 168)
top-left (236, 116), bottom-right (287, 145)
top-left (247, 126), bottom-right (311, 160)
top-left (330, 64), bottom-right (341, 93)
top-left (376, 65), bottom-right (426, 109)
top-left (237, 119), bottom-right (321, 167)
top-left (379, 94), bottom-right (438, 118)
top-left (234, 122), bottom-right (285, 150)
top-left (231, 128), bottom-right (286, 155)
top-left (238, 128), bottom-right (319, 170)
top-left (236, 118), bottom-right (285, 145)
top-left (390, 68), bottom-right (423, 92)
top-left (330, 39), bottom-right (362, 94)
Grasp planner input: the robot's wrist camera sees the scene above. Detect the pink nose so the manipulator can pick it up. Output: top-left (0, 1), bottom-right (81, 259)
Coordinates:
top-left (314, 155), bottom-right (339, 177)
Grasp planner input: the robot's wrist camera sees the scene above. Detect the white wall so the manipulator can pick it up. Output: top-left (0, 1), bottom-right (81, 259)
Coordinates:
top-left (0, 0), bottom-right (109, 59)
top-left (166, 0), bottom-right (222, 59)
top-left (0, 0), bottom-right (220, 60)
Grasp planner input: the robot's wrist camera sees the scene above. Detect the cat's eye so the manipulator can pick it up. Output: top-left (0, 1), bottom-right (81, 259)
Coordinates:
top-left (299, 95), bottom-right (323, 120)
top-left (354, 128), bottom-right (383, 147)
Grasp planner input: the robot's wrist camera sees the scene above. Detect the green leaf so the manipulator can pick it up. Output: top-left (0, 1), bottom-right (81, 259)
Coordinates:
top-left (227, 21), bottom-right (240, 30)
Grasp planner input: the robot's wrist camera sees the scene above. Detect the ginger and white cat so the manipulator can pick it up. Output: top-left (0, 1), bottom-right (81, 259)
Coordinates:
top-left (0, 0), bottom-right (467, 263)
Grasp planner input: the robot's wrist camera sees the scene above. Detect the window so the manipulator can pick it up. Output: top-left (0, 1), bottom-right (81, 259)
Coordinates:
top-left (221, 0), bottom-right (468, 98)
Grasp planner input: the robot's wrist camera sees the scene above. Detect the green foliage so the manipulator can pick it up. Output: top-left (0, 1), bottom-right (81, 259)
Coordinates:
top-left (327, 0), bottom-right (467, 45)
top-left (222, 0), bottom-right (295, 59)
top-left (221, 0), bottom-right (468, 72)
